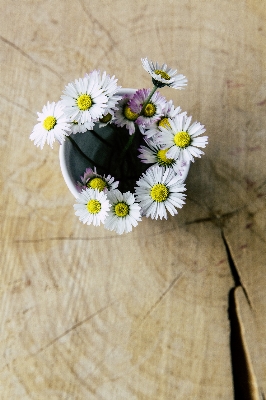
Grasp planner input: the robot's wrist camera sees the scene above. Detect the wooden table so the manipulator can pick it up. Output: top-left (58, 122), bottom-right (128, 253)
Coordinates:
top-left (1, 1), bottom-right (266, 398)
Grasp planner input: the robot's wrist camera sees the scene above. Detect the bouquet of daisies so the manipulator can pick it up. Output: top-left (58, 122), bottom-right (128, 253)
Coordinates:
top-left (30, 58), bottom-right (208, 235)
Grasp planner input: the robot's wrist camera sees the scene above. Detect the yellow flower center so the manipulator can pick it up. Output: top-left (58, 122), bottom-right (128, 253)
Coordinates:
top-left (87, 199), bottom-right (101, 214)
top-left (158, 117), bottom-right (170, 129)
top-left (100, 113), bottom-right (112, 123)
top-left (77, 94), bottom-right (92, 111)
top-left (114, 202), bottom-right (129, 217)
top-left (87, 177), bottom-right (107, 192)
top-left (174, 131), bottom-right (191, 148)
top-left (150, 183), bottom-right (169, 202)
top-left (143, 103), bottom-right (156, 117)
top-left (157, 149), bottom-right (174, 166)
top-left (123, 105), bottom-right (139, 121)
top-left (43, 116), bottom-right (56, 131)
top-left (154, 69), bottom-right (170, 80)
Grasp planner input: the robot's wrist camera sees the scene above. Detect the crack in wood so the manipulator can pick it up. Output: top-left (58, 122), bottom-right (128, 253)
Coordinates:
top-left (185, 207), bottom-right (245, 227)
top-left (130, 273), bottom-right (182, 336)
top-left (185, 216), bottom-right (213, 225)
top-left (10, 235), bottom-right (120, 243)
top-left (0, 93), bottom-right (35, 116)
top-left (77, 0), bottom-right (118, 48)
top-left (228, 288), bottom-right (262, 400)
top-left (221, 230), bottom-right (263, 399)
top-left (221, 229), bottom-right (251, 307)
top-left (77, 0), bottom-right (128, 63)
top-left (32, 300), bottom-right (118, 356)
top-left (0, 34), bottom-right (63, 80)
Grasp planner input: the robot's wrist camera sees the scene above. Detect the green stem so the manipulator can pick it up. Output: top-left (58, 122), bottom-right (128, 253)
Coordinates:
top-left (66, 136), bottom-right (103, 169)
top-left (140, 85), bottom-right (158, 115)
top-left (119, 133), bottom-right (135, 164)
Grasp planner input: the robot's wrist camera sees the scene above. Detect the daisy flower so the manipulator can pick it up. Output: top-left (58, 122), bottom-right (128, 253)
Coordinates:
top-left (128, 88), bottom-right (167, 129)
top-left (86, 70), bottom-right (122, 113)
top-left (135, 166), bottom-right (186, 220)
top-left (61, 74), bottom-right (108, 125)
top-left (158, 113), bottom-right (208, 163)
top-left (30, 101), bottom-right (71, 149)
top-left (114, 94), bottom-right (139, 135)
top-left (143, 100), bottom-right (183, 139)
top-left (141, 58), bottom-right (187, 89)
top-left (73, 188), bottom-right (110, 226)
top-left (76, 167), bottom-right (119, 193)
top-left (138, 138), bottom-right (186, 177)
top-left (104, 190), bottom-right (142, 234)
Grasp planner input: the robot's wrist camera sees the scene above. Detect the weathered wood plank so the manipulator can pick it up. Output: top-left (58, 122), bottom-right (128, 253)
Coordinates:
top-left (0, 0), bottom-right (266, 398)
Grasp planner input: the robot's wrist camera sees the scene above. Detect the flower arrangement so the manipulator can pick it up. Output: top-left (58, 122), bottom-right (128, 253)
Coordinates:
top-left (30, 58), bottom-right (208, 234)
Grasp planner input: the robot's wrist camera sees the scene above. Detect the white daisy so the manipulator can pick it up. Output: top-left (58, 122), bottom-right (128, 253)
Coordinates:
top-left (128, 88), bottom-right (167, 129)
top-left (143, 100), bottom-right (183, 139)
top-left (158, 113), bottom-right (208, 163)
top-left (141, 58), bottom-right (187, 89)
top-left (85, 70), bottom-right (122, 113)
top-left (61, 75), bottom-right (108, 125)
top-left (104, 190), bottom-right (142, 234)
top-left (30, 101), bottom-right (71, 149)
top-left (135, 166), bottom-right (186, 220)
top-left (76, 167), bottom-right (119, 193)
top-left (73, 188), bottom-right (110, 226)
top-left (138, 137), bottom-right (186, 177)
top-left (113, 94), bottom-right (139, 135)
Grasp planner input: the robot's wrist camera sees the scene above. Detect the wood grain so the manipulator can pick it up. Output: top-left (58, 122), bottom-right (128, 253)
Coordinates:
top-left (0, 0), bottom-right (266, 398)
